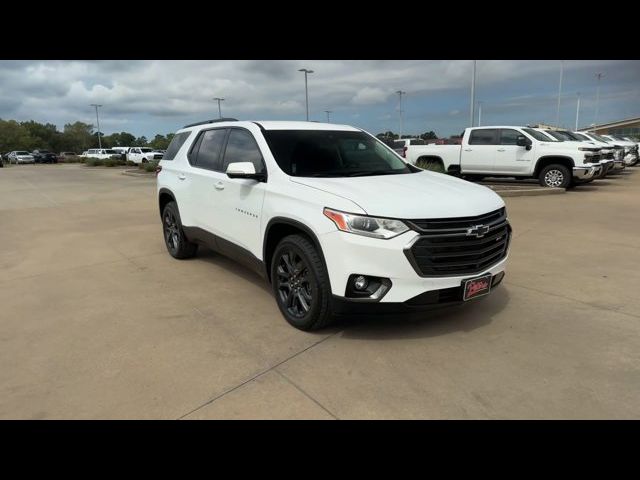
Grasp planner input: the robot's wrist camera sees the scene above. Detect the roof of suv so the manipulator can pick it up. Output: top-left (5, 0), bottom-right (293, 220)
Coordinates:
top-left (180, 120), bottom-right (360, 133)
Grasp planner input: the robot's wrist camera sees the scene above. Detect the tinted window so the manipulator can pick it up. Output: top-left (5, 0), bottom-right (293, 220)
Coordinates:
top-left (499, 129), bottom-right (521, 145)
top-left (222, 129), bottom-right (265, 174)
top-left (193, 129), bottom-right (227, 171)
top-left (263, 130), bottom-right (412, 177)
top-left (392, 140), bottom-right (406, 149)
top-left (163, 132), bottom-right (191, 161)
top-left (469, 129), bottom-right (498, 145)
top-left (409, 139), bottom-right (426, 146)
top-left (523, 128), bottom-right (555, 141)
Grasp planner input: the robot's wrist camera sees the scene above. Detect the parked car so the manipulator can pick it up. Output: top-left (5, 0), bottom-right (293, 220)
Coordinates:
top-left (31, 149), bottom-right (58, 164)
top-left (569, 131), bottom-right (620, 175)
top-left (8, 151), bottom-right (35, 164)
top-left (600, 135), bottom-right (638, 166)
top-left (79, 149), bottom-right (121, 160)
top-left (534, 129), bottom-right (614, 178)
top-left (157, 119), bottom-right (511, 330)
top-left (127, 147), bottom-right (164, 164)
top-left (403, 126), bottom-right (602, 188)
top-left (58, 152), bottom-right (78, 159)
top-left (392, 138), bottom-right (426, 158)
top-left (578, 132), bottom-right (627, 171)
top-left (110, 147), bottom-right (130, 161)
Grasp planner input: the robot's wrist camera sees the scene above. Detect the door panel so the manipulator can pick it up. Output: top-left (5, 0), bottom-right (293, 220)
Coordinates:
top-left (493, 129), bottom-right (536, 175)
top-left (461, 128), bottom-right (498, 173)
top-left (215, 128), bottom-right (268, 258)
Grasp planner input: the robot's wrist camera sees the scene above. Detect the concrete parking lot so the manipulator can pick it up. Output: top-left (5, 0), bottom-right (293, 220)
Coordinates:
top-left (1, 164), bottom-right (639, 419)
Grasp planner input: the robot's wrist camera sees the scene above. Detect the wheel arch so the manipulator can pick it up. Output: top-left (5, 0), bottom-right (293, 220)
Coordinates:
top-left (534, 156), bottom-right (575, 177)
top-left (263, 217), bottom-right (329, 285)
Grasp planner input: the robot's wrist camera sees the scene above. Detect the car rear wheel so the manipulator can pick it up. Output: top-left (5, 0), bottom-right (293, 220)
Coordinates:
top-left (271, 234), bottom-right (334, 331)
top-left (539, 164), bottom-right (571, 188)
top-left (162, 201), bottom-right (198, 259)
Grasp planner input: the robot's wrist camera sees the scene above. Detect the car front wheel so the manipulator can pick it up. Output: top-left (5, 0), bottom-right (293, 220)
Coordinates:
top-left (271, 234), bottom-right (333, 331)
top-left (539, 164), bottom-right (571, 188)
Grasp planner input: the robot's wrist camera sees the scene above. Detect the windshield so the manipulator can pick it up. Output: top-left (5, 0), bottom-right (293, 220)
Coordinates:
top-left (543, 130), bottom-right (567, 141)
top-left (592, 134), bottom-right (610, 143)
top-left (140, 148), bottom-right (153, 152)
top-left (572, 133), bottom-right (591, 141)
top-left (105, 150), bottom-right (117, 154)
top-left (523, 128), bottom-right (554, 141)
top-left (16, 151), bottom-right (30, 155)
top-left (263, 130), bottom-right (412, 177)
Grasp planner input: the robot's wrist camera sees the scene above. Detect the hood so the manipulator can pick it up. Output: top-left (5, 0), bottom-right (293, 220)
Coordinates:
top-left (290, 171), bottom-right (504, 219)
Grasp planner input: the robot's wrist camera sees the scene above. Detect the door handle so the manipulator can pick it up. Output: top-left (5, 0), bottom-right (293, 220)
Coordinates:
top-left (178, 174), bottom-right (186, 180)
top-left (497, 148), bottom-right (506, 152)
top-left (464, 148), bottom-right (472, 152)
top-left (214, 182), bottom-right (225, 190)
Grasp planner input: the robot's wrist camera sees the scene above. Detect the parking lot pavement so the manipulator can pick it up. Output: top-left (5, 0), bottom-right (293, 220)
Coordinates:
top-left (1, 164), bottom-right (639, 419)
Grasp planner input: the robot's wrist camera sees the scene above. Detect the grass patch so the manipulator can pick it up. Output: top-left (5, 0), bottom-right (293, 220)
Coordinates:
top-left (416, 158), bottom-right (445, 173)
top-left (141, 160), bottom-right (159, 173)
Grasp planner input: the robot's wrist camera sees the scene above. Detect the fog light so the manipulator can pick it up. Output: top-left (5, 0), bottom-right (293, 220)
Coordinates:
top-left (354, 275), bottom-right (368, 290)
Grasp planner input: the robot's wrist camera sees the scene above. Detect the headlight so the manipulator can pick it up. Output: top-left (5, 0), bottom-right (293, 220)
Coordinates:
top-left (323, 208), bottom-right (409, 239)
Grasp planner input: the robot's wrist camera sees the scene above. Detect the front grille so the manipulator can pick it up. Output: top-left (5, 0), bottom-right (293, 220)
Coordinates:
top-left (404, 208), bottom-right (511, 277)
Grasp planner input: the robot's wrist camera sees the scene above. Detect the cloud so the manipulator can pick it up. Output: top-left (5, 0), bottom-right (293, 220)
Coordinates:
top-left (351, 86), bottom-right (390, 105)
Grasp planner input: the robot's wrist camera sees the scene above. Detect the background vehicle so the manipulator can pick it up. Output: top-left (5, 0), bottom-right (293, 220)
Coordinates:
top-left (80, 149), bottom-right (121, 160)
top-left (127, 147), bottom-right (164, 164)
top-left (600, 134), bottom-right (638, 166)
top-left (392, 138), bottom-right (426, 158)
top-left (534, 129), bottom-right (613, 179)
top-left (58, 152), bottom-right (78, 159)
top-left (8, 151), bottom-right (35, 164)
top-left (157, 119), bottom-right (510, 331)
top-left (31, 150), bottom-right (58, 163)
top-left (404, 126), bottom-right (600, 188)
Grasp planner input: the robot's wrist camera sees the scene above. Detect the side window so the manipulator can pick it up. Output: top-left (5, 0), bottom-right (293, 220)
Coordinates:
top-left (163, 132), bottom-right (191, 161)
top-left (469, 129), bottom-right (498, 145)
top-left (222, 129), bottom-right (265, 174)
top-left (193, 128), bottom-right (227, 171)
top-left (499, 129), bottom-right (521, 145)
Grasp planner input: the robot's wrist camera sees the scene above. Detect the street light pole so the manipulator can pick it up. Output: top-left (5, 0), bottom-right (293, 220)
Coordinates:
top-left (477, 101), bottom-right (483, 127)
top-left (396, 90), bottom-right (406, 138)
top-left (90, 104), bottom-right (103, 149)
top-left (213, 97), bottom-right (225, 118)
top-left (556, 60), bottom-right (564, 127)
top-left (469, 60), bottom-right (477, 127)
top-left (298, 68), bottom-right (314, 121)
top-left (575, 93), bottom-right (581, 131)
top-left (325, 110), bottom-right (332, 123)
top-left (594, 72), bottom-right (605, 127)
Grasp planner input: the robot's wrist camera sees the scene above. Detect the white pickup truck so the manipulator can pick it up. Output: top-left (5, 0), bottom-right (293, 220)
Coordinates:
top-left (126, 147), bottom-right (164, 164)
top-left (403, 126), bottom-right (603, 188)
top-left (80, 149), bottom-right (121, 160)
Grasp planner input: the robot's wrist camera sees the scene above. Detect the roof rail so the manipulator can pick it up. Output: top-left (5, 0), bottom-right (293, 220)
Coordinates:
top-left (183, 118), bottom-right (238, 128)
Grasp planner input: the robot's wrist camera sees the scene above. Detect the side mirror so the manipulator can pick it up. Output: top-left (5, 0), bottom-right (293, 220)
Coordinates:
top-left (516, 136), bottom-right (532, 150)
top-left (226, 162), bottom-right (265, 181)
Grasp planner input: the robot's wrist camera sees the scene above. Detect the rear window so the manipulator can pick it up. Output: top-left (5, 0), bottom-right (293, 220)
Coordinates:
top-left (409, 139), bottom-right (426, 146)
top-left (468, 129), bottom-right (498, 145)
top-left (392, 140), bottom-right (406, 149)
top-left (163, 132), bottom-right (192, 161)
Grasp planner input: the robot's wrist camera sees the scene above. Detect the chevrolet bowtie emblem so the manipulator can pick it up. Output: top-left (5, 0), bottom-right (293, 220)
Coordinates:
top-left (466, 224), bottom-right (490, 238)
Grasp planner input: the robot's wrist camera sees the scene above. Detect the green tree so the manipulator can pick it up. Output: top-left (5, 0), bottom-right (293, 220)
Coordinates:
top-left (149, 134), bottom-right (174, 150)
top-left (0, 119), bottom-right (37, 151)
top-left (135, 136), bottom-right (148, 147)
top-left (61, 121), bottom-right (94, 153)
top-left (419, 131), bottom-right (438, 140)
top-left (21, 121), bottom-right (60, 150)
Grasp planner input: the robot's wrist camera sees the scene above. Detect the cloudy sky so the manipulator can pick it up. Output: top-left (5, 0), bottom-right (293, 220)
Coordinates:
top-left (1, 60), bottom-right (639, 138)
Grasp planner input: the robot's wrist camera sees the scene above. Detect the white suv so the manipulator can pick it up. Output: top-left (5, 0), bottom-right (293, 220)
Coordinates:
top-left (157, 119), bottom-right (511, 330)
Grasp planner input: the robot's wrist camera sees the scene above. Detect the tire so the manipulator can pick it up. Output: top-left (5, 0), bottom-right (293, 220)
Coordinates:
top-left (271, 234), bottom-right (334, 331)
top-left (539, 164), bottom-right (571, 188)
top-left (142, 158), bottom-right (148, 163)
top-left (161, 201), bottom-right (198, 259)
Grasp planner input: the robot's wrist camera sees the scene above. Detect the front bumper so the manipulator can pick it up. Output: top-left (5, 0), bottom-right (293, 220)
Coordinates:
top-left (320, 229), bottom-right (509, 305)
top-left (572, 165), bottom-right (598, 180)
